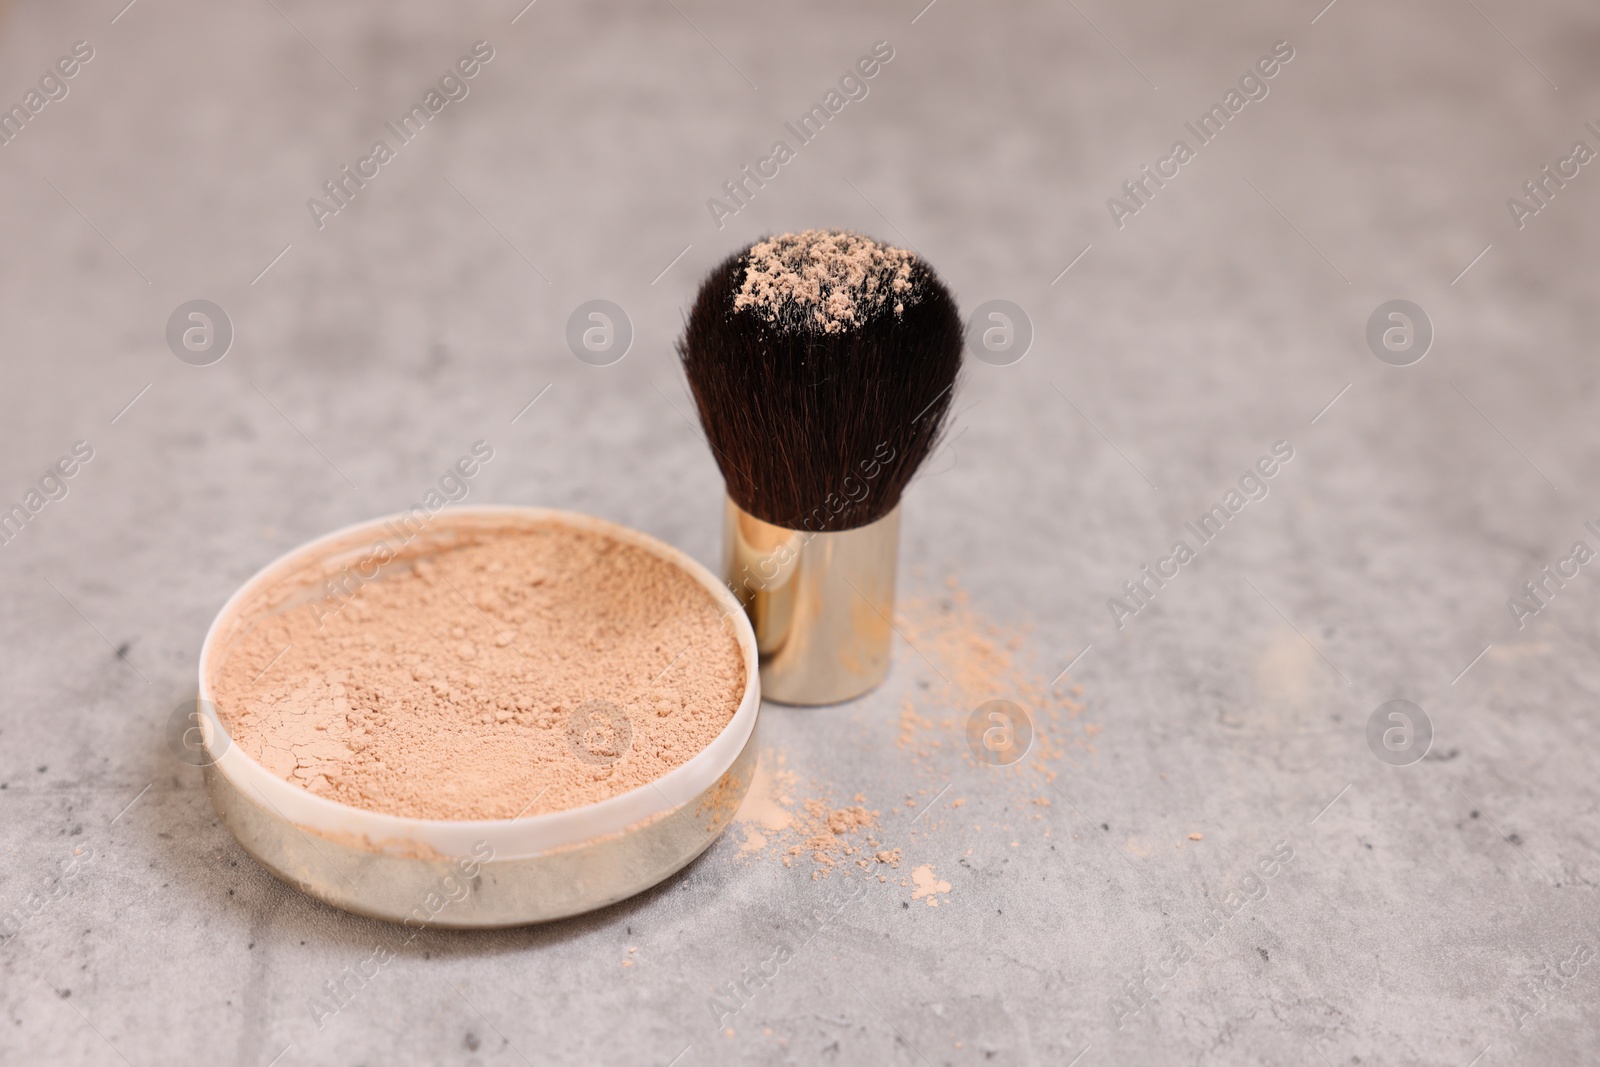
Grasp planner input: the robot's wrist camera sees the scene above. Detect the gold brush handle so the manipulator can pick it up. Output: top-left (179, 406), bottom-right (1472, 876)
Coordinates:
top-left (723, 496), bottom-right (899, 705)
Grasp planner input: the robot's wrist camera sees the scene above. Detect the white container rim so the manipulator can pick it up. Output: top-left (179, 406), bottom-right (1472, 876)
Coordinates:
top-left (196, 506), bottom-right (760, 863)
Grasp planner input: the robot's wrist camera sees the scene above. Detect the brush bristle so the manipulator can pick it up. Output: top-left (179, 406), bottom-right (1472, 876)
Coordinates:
top-left (678, 230), bottom-right (963, 531)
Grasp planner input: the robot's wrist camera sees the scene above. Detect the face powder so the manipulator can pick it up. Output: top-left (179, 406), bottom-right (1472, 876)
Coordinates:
top-left (211, 520), bottom-right (746, 822)
top-left (733, 228), bottom-right (918, 333)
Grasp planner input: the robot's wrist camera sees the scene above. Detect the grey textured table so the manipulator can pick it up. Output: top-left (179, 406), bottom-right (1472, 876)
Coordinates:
top-left (3, 1), bottom-right (1599, 1064)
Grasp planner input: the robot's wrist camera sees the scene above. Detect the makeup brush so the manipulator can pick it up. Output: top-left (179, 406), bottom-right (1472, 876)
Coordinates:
top-left (678, 229), bottom-right (963, 704)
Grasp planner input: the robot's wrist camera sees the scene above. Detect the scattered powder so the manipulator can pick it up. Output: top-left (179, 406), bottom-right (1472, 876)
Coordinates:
top-left (826, 806), bottom-right (875, 835)
top-left (734, 229), bottom-right (917, 334)
top-left (896, 574), bottom-right (1100, 783)
top-left (1250, 628), bottom-right (1334, 731)
top-left (791, 800), bottom-right (879, 878)
top-left (909, 865), bottom-right (951, 907)
top-left (731, 750), bottom-right (895, 880)
top-left (734, 748), bottom-right (797, 834)
top-left (730, 574), bottom-right (1096, 884)
top-left (886, 572), bottom-right (1101, 848)
top-left (1189, 832), bottom-right (1204, 841)
top-left (212, 524), bottom-right (745, 820)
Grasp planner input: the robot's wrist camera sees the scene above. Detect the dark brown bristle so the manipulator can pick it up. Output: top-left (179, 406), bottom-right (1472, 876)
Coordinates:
top-left (677, 231), bottom-right (963, 532)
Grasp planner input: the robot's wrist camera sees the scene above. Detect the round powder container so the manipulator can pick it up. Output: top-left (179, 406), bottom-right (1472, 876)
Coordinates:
top-left (195, 507), bottom-right (760, 926)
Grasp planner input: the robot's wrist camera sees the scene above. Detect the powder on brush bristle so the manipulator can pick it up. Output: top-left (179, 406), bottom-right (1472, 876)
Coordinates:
top-left (678, 229), bottom-right (964, 531)
top-left (734, 229), bottom-right (919, 334)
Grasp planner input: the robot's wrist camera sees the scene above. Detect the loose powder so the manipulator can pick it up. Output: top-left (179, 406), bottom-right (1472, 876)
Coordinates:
top-left (909, 864), bottom-right (951, 907)
top-left (731, 749), bottom-right (893, 880)
top-left (730, 574), bottom-right (1098, 884)
top-left (212, 524), bottom-right (745, 821)
top-left (895, 573), bottom-right (1098, 788)
top-left (734, 229), bottom-right (917, 334)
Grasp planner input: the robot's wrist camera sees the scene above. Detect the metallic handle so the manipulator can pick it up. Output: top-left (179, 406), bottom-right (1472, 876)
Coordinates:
top-left (722, 496), bottom-right (900, 705)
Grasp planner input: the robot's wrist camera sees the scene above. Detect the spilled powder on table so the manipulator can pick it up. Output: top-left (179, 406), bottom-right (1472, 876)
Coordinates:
top-left (1248, 628), bottom-right (1333, 730)
top-left (731, 573), bottom-right (1097, 886)
top-left (732, 749), bottom-right (899, 880)
top-left (909, 865), bottom-right (951, 907)
top-left (882, 572), bottom-right (1101, 856)
top-left (895, 574), bottom-right (1098, 789)
top-left (735, 748), bottom-right (796, 833)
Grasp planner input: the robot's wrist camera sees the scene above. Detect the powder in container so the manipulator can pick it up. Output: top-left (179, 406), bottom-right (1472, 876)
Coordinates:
top-left (211, 523), bottom-right (745, 821)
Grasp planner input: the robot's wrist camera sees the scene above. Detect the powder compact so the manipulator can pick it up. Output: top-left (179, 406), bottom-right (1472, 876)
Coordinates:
top-left (197, 507), bottom-right (759, 925)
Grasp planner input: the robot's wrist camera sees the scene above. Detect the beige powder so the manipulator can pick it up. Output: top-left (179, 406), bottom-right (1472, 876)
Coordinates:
top-left (722, 576), bottom-right (1100, 900)
top-left (896, 574), bottom-right (1100, 785)
top-left (212, 524), bottom-right (745, 821)
top-left (886, 573), bottom-right (1104, 852)
top-left (735, 229), bottom-right (917, 333)
top-left (909, 864), bottom-right (951, 906)
top-left (731, 749), bottom-right (892, 879)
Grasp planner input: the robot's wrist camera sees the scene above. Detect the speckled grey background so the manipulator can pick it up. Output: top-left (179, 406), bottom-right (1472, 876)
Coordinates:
top-left (3, 0), bottom-right (1599, 1064)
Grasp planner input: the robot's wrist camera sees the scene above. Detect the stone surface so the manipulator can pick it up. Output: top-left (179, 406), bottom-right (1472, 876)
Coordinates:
top-left (1, 1), bottom-right (1598, 1064)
